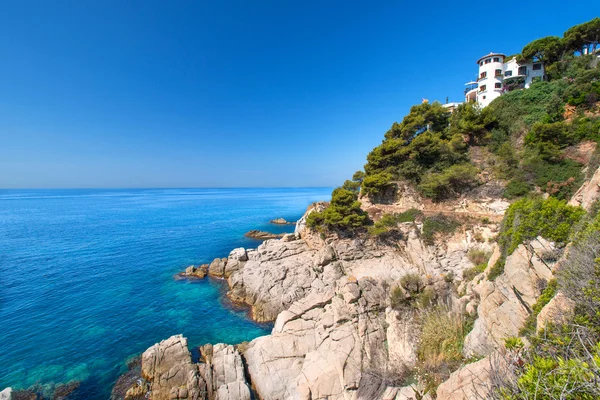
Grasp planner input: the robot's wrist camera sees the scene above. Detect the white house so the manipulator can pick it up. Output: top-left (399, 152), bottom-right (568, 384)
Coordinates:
top-left (466, 52), bottom-right (545, 108)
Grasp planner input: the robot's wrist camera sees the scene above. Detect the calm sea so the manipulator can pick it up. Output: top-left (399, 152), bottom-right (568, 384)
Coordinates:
top-left (0, 188), bottom-right (331, 399)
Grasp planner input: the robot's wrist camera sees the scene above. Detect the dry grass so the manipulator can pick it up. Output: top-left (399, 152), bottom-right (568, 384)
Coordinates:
top-left (417, 306), bottom-right (472, 393)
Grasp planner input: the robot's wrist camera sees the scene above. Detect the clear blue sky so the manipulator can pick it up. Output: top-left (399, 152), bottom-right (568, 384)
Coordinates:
top-left (0, 1), bottom-right (596, 188)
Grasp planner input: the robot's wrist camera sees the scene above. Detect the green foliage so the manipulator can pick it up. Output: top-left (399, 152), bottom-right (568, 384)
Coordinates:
top-left (522, 153), bottom-right (583, 200)
top-left (463, 262), bottom-right (487, 282)
top-left (351, 170), bottom-right (365, 183)
top-left (504, 178), bottom-right (532, 199)
top-left (369, 208), bottom-right (423, 237)
top-left (521, 36), bottom-right (564, 64)
top-left (342, 179), bottom-right (361, 193)
top-left (563, 17), bottom-right (600, 55)
top-left (384, 102), bottom-right (450, 141)
top-left (504, 337), bottom-right (524, 351)
top-left (488, 258), bottom-right (505, 281)
top-left (449, 102), bottom-right (496, 145)
top-left (422, 214), bottom-right (460, 245)
top-left (498, 197), bottom-right (585, 255)
top-left (306, 188), bottom-right (370, 234)
top-left (525, 122), bottom-right (575, 149)
top-left (418, 163), bottom-right (479, 201)
top-left (361, 171), bottom-right (393, 197)
top-left (488, 80), bottom-right (568, 137)
top-left (390, 273), bottom-right (432, 310)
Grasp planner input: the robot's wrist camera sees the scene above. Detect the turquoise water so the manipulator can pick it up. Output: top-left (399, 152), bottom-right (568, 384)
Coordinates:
top-left (0, 188), bottom-right (331, 399)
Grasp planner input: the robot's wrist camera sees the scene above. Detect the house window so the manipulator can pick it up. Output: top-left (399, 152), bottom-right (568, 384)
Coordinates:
top-left (483, 96), bottom-right (487, 99)
top-left (533, 63), bottom-right (542, 71)
top-left (505, 70), bottom-right (513, 77)
top-left (518, 66), bottom-right (527, 75)
top-left (479, 71), bottom-right (487, 79)
top-left (480, 61), bottom-right (484, 66)
top-left (495, 82), bottom-right (502, 89)
top-left (493, 57), bottom-right (500, 62)
top-left (495, 69), bottom-right (502, 77)
top-left (485, 59), bottom-right (491, 64)
top-left (480, 85), bottom-right (487, 92)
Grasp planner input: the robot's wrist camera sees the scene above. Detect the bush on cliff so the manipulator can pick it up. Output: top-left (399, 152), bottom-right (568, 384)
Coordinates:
top-left (498, 197), bottom-right (585, 255)
top-left (418, 163), bottom-right (479, 202)
top-left (306, 187), bottom-right (370, 234)
top-left (422, 214), bottom-right (460, 245)
top-left (416, 306), bottom-right (473, 394)
top-left (369, 209), bottom-right (423, 238)
top-left (493, 212), bottom-right (600, 399)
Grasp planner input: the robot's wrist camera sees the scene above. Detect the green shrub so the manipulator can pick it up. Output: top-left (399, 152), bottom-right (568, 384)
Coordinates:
top-left (504, 178), bottom-right (532, 198)
top-left (422, 214), bottom-right (460, 245)
top-left (342, 179), bottom-right (360, 193)
top-left (498, 197), bottom-right (586, 255)
top-left (463, 263), bottom-right (488, 282)
top-left (369, 209), bottom-right (423, 238)
top-left (361, 171), bottom-right (394, 197)
top-left (488, 258), bottom-right (505, 281)
top-left (418, 163), bottom-right (479, 201)
top-left (401, 273), bottom-right (424, 296)
top-left (523, 154), bottom-right (583, 200)
top-left (306, 188), bottom-right (370, 234)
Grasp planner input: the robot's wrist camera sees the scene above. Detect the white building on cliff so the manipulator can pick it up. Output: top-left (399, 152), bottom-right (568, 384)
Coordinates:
top-left (465, 52), bottom-right (545, 108)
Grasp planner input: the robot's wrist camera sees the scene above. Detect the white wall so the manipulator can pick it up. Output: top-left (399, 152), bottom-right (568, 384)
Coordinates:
top-left (476, 55), bottom-right (504, 107)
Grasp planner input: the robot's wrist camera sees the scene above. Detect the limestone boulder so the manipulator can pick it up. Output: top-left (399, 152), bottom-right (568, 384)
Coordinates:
top-left (436, 353), bottom-right (508, 400)
top-left (0, 388), bottom-right (13, 400)
top-left (464, 239), bottom-right (556, 357)
top-left (208, 258), bottom-right (228, 278)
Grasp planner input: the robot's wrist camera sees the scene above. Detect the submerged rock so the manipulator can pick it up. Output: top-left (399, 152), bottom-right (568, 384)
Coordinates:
top-left (269, 218), bottom-right (295, 225)
top-left (175, 264), bottom-right (209, 280)
top-left (244, 230), bottom-right (284, 240)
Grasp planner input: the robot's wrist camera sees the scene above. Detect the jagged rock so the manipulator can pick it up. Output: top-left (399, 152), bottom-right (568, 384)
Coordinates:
top-left (314, 245), bottom-right (336, 268)
top-left (281, 233), bottom-right (297, 242)
top-left (131, 335), bottom-right (252, 400)
top-left (244, 230), bottom-right (285, 240)
top-left (436, 353), bottom-right (508, 400)
top-left (294, 202), bottom-right (328, 237)
top-left (208, 258), bottom-right (228, 278)
top-left (224, 248), bottom-right (247, 278)
top-left (464, 239), bottom-right (556, 357)
top-left (140, 335), bottom-right (205, 400)
top-left (270, 218), bottom-right (295, 225)
top-left (176, 264), bottom-right (209, 280)
top-left (536, 292), bottom-right (575, 331)
top-left (244, 277), bottom-right (391, 400)
top-left (0, 388), bottom-right (13, 400)
top-left (569, 166), bottom-right (600, 210)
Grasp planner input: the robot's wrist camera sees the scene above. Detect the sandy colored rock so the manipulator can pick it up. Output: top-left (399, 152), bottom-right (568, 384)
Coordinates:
top-left (437, 353), bottom-right (508, 400)
top-left (569, 166), bottom-right (600, 210)
top-left (537, 292), bottom-right (575, 331)
top-left (464, 239), bottom-right (557, 357)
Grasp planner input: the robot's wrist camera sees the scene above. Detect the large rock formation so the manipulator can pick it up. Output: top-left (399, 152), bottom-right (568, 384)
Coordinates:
top-left (124, 335), bottom-right (251, 400)
top-left (121, 201), bottom-right (512, 400)
top-left (463, 238), bottom-right (556, 357)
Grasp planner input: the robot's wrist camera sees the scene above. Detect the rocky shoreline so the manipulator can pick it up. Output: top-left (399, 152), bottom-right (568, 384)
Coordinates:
top-left (111, 193), bottom-right (508, 399)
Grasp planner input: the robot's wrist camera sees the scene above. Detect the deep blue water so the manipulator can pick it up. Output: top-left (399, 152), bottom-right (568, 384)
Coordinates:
top-left (0, 188), bottom-right (331, 399)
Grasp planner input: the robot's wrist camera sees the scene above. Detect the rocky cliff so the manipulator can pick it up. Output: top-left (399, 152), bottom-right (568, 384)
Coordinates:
top-left (113, 166), bottom-right (600, 400)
